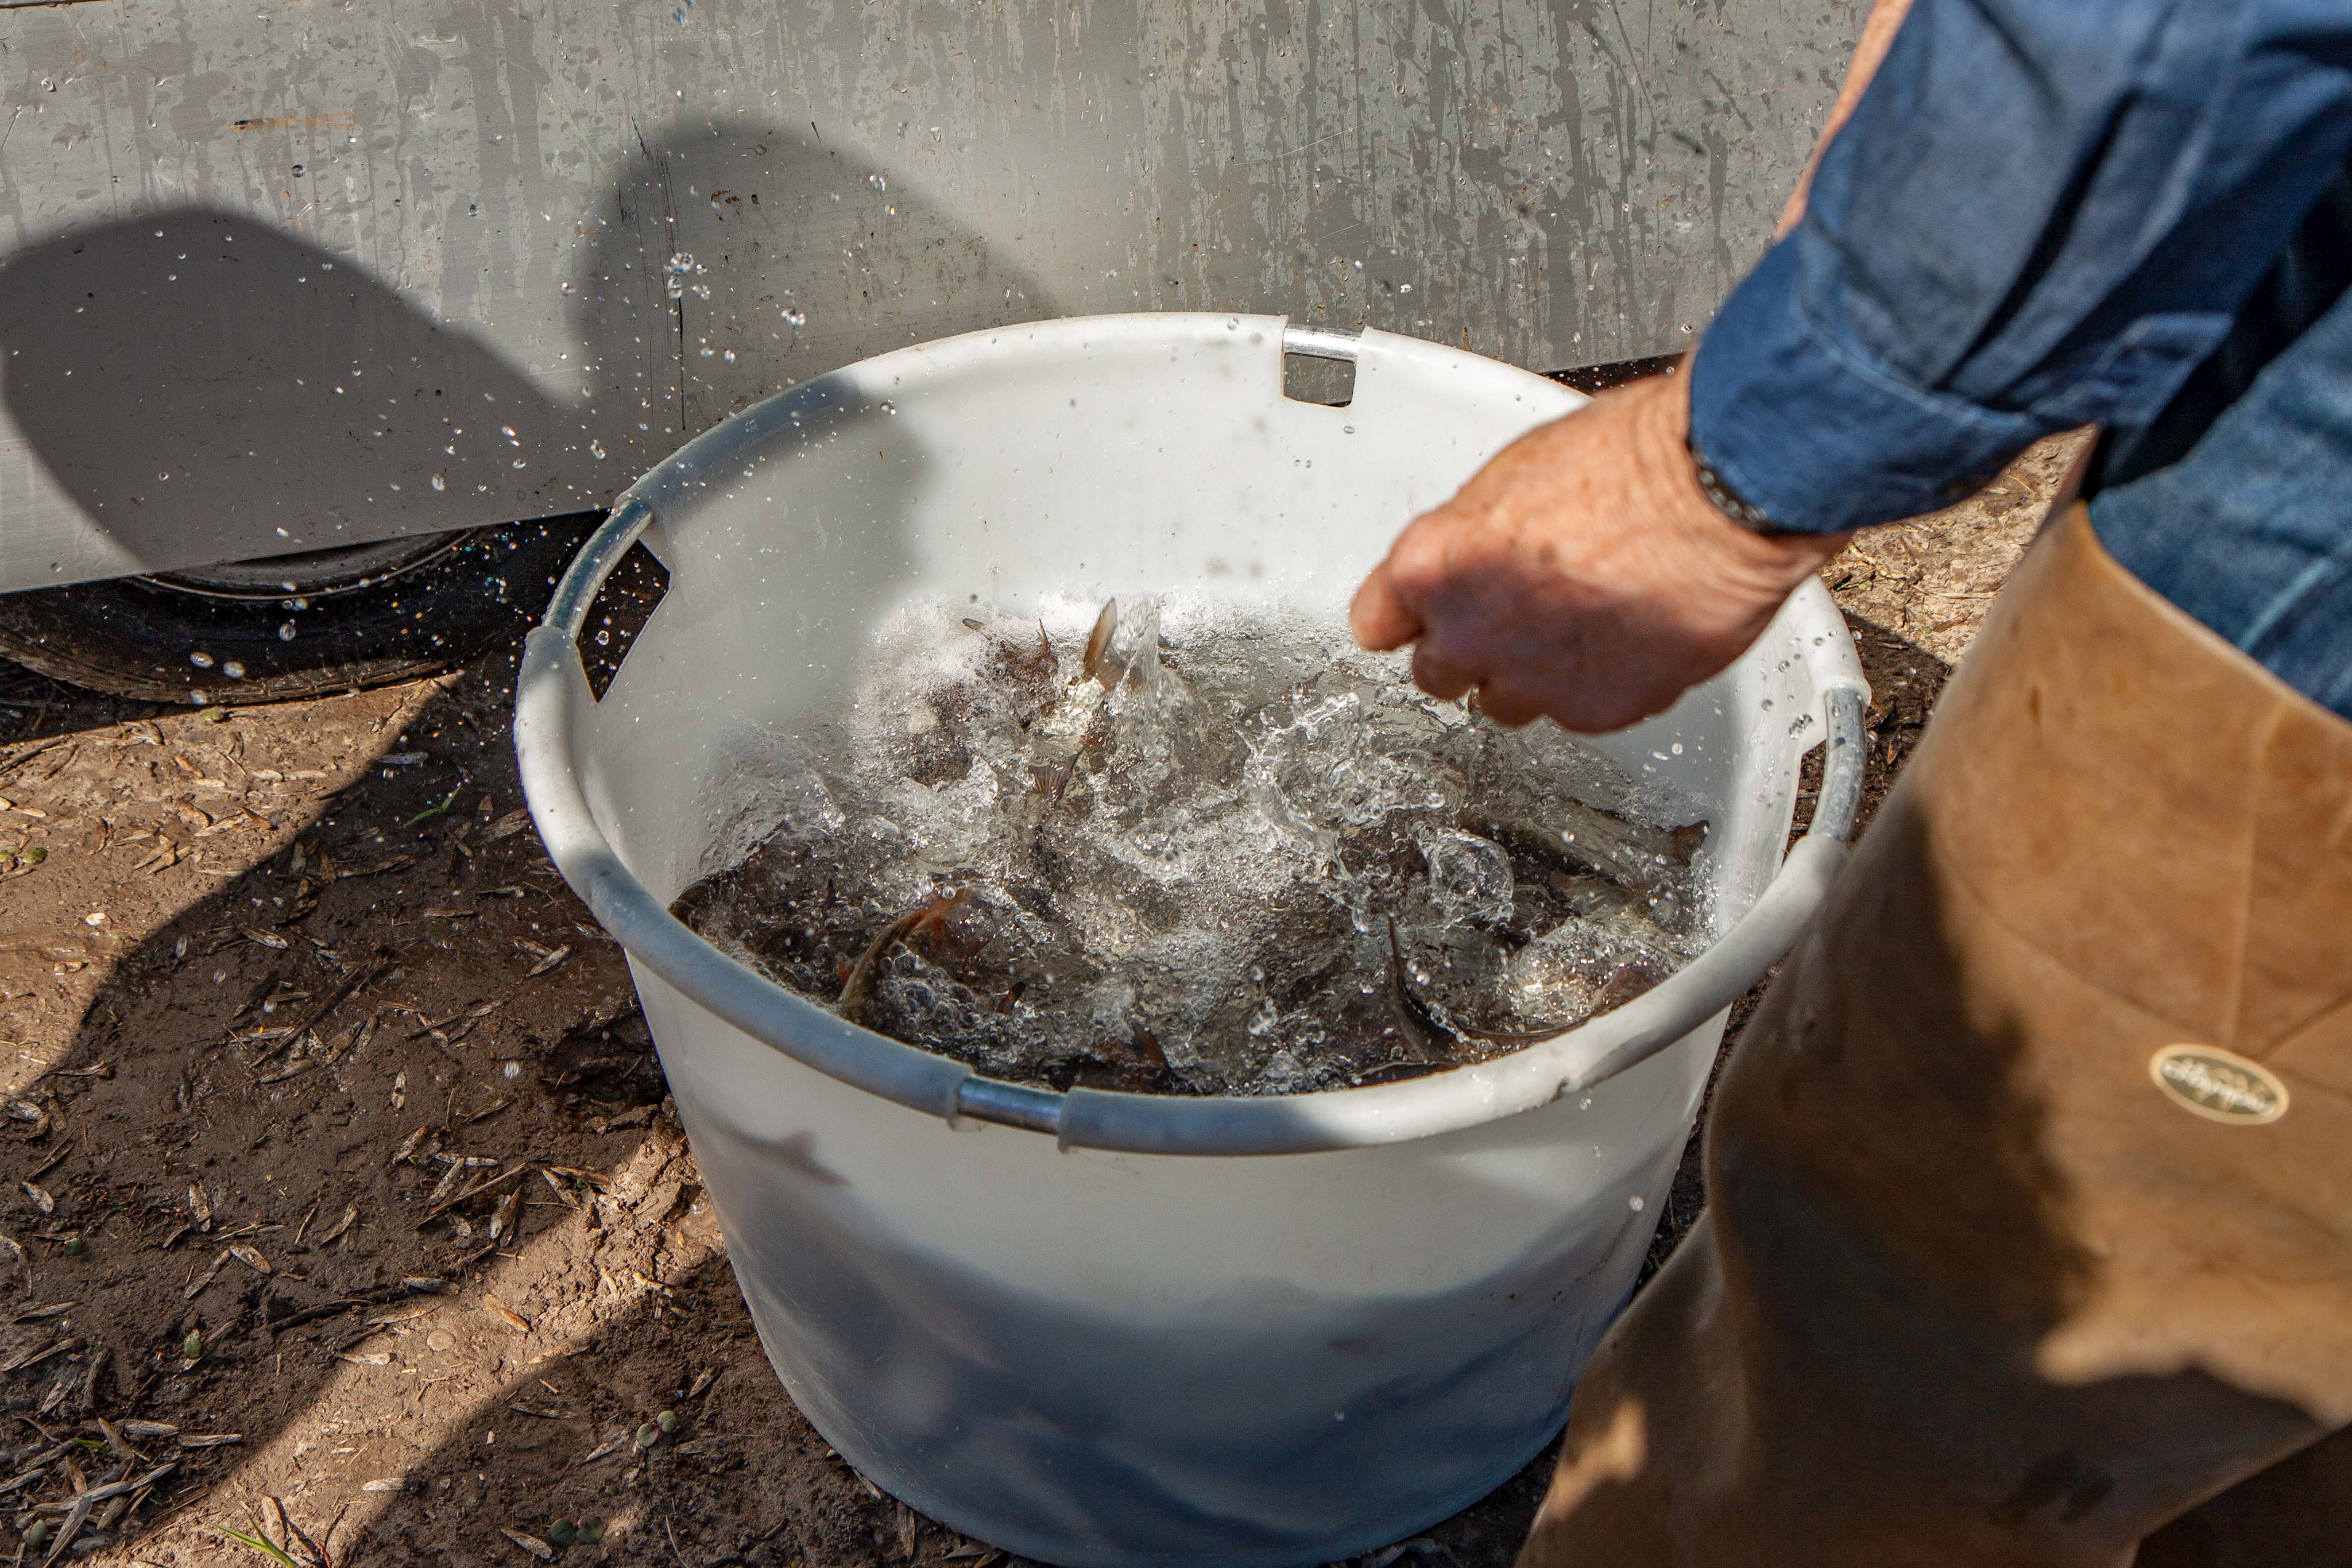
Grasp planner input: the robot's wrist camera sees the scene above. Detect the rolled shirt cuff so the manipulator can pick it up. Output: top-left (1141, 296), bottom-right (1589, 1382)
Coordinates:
top-left (1686, 241), bottom-right (2051, 534)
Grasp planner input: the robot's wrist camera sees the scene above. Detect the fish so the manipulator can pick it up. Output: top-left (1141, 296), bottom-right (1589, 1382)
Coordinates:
top-left (1385, 916), bottom-right (1565, 1050)
top-left (1465, 806), bottom-right (1706, 894)
top-left (837, 890), bottom-right (968, 1025)
top-left (1082, 598), bottom-right (1125, 687)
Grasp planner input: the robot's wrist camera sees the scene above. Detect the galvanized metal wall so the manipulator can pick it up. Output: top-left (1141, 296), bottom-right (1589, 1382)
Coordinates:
top-left (0, 0), bottom-right (1855, 589)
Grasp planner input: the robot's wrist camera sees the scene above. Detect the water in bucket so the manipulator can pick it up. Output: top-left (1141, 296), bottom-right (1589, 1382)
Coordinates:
top-left (672, 592), bottom-right (1711, 1096)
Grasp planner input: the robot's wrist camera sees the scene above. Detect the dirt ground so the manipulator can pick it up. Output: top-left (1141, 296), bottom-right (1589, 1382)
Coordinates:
top-left (0, 434), bottom-right (2083, 1568)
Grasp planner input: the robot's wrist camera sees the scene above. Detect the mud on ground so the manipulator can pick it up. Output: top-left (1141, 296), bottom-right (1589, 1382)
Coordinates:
top-left (0, 435), bottom-right (2082, 1568)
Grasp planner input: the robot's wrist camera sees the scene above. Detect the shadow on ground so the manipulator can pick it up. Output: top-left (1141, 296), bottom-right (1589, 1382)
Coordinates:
top-left (0, 663), bottom-right (169, 749)
top-left (0, 653), bottom-right (941, 1565)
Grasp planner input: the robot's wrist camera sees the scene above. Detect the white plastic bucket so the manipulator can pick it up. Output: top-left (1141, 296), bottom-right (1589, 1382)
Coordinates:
top-left (516, 314), bottom-right (1866, 1567)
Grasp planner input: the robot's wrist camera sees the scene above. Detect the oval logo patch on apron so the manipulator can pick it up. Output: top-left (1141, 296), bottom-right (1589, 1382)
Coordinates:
top-left (2149, 1045), bottom-right (2289, 1125)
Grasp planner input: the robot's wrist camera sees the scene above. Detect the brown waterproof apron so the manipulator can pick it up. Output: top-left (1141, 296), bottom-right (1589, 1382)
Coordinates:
top-left (1521, 506), bottom-right (2352, 1567)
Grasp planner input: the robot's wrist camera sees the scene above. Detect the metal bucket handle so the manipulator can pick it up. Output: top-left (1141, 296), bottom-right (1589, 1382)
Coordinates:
top-left (516, 326), bottom-right (1869, 1157)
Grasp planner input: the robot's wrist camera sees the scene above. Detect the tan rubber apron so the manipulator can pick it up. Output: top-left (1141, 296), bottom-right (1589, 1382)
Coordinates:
top-left (1521, 506), bottom-right (2352, 1567)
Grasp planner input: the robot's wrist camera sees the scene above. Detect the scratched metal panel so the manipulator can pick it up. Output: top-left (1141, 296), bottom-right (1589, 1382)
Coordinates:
top-left (0, 0), bottom-right (1851, 591)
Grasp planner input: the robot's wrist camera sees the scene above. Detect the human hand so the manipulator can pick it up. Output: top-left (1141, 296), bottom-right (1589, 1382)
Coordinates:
top-left (1349, 371), bottom-right (1848, 733)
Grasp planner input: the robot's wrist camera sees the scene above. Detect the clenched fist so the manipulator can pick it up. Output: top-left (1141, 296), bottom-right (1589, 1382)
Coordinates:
top-left (1349, 370), bottom-right (1847, 733)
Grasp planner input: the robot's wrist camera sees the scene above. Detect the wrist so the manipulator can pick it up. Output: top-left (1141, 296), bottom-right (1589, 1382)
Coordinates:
top-left (1687, 441), bottom-right (1788, 537)
top-left (1627, 373), bottom-right (1849, 590)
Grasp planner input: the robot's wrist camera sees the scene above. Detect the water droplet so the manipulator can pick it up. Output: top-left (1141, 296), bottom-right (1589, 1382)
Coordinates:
top-left (868, 173), bottom-right (887, 191)
top-left (1628, 1195), bottom-right (1645, 1211)
top-left (222, 660), bottom-right (246, 680)
top-left (188, 651), bottom-right (215, 669)
top-left (431, 473), bottom-right (447, 491)
top-left (278, 622), bottom-right (297, 642)
top-left (589, 440), bottom-right (608, 460)
top-left (877, 401), bottom-right (895, 415)
top-left (782, 307), bottom-right (807, 327)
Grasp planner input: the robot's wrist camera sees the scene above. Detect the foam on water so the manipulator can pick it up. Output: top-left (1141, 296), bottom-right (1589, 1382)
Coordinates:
top-left (672, 596), bottom-right (1713, 1095)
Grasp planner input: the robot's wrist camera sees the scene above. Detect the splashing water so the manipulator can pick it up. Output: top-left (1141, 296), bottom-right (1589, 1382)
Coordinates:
top-left (673, 598), bottom-right (1711, 1096)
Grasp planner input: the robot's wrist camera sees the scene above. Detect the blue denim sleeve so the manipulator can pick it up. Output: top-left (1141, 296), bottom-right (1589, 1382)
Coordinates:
top-left (1688, 0), bottom-right (2352, 534)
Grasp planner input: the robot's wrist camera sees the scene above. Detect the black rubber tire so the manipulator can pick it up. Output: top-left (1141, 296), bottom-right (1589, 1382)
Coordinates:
top-left (0, 515), bottom-right (601, 706)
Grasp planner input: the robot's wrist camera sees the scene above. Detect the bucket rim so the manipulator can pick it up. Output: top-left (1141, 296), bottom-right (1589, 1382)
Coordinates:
top-left (514, 312), bottom-right (1869, 1156)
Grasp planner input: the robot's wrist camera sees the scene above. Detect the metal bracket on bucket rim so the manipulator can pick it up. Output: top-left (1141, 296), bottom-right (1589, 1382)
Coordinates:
top-left (517, 333), bottom-right (1870, 1157)
top-left (1281, 323), bottom-right (1363, 363)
